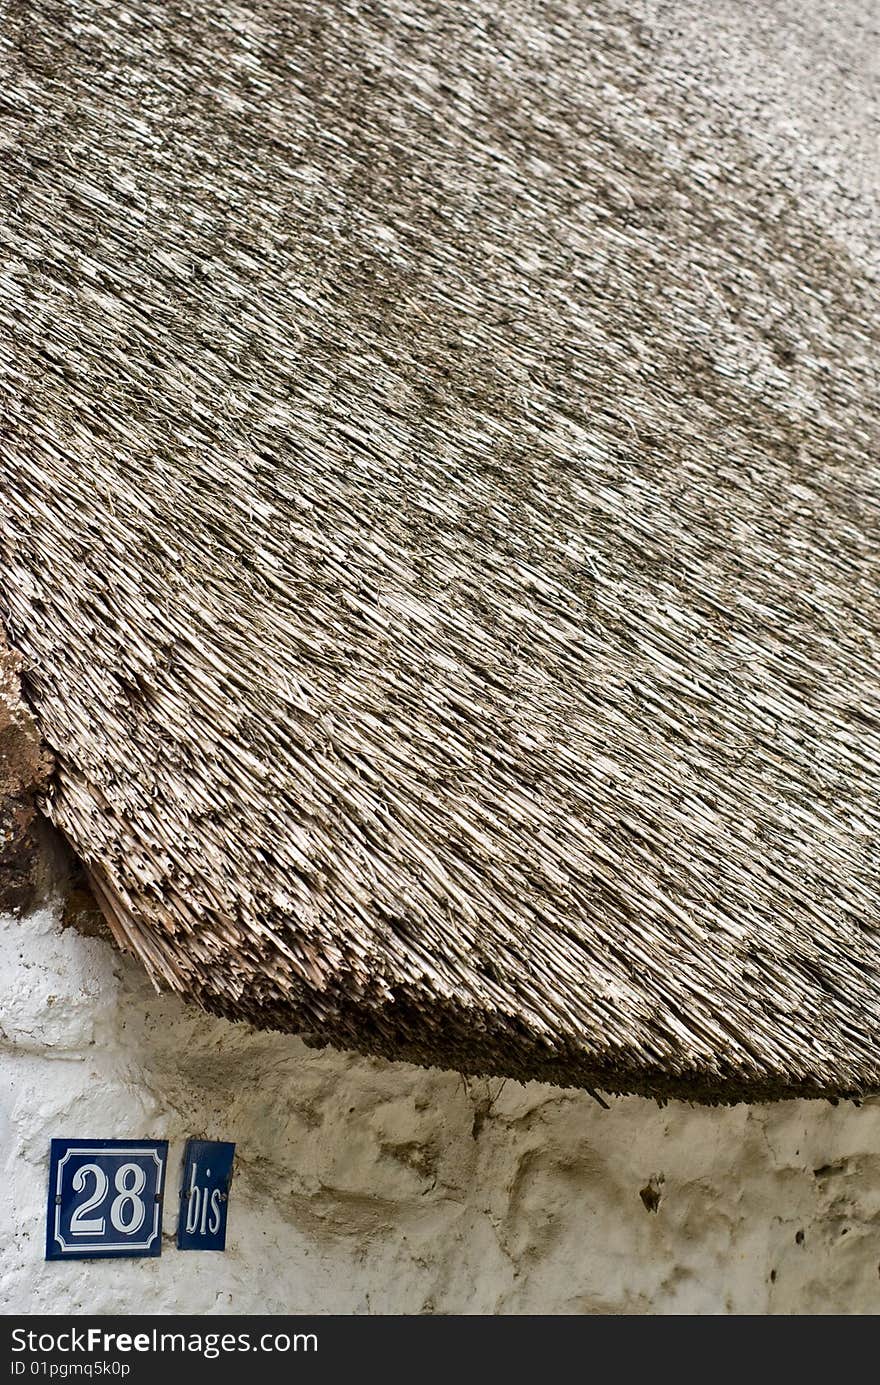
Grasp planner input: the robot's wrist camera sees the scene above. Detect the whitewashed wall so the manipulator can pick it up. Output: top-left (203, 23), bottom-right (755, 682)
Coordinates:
top-left (1, 895), bottom-right (879, 1315)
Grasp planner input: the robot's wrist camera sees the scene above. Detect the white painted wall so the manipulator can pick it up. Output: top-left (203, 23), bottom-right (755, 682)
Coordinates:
top-left (2, 895), bottom-right (879, 1315)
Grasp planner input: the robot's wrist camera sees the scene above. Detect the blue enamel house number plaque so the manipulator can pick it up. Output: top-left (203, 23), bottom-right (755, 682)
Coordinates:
top-left (178, 1139), bottom-right (235, 1250)
top-left (46, 1139), bottom-right (168, 1260)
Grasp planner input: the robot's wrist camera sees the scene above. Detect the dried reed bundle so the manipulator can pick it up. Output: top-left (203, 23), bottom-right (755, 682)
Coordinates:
top-left (1, 0), bottom-right (878, 1099)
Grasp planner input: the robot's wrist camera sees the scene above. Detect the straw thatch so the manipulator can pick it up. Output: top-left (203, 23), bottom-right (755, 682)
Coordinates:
top-left (1, 0), bottom-right (878, 1101)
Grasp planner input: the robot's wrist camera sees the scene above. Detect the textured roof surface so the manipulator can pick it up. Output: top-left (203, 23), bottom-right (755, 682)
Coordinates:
top-left (1, 0), bottom-right (879, 1099)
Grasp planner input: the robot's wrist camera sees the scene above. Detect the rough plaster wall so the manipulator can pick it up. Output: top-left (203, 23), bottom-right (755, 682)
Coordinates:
top-left (2, 899), bottom-right (879, 1316)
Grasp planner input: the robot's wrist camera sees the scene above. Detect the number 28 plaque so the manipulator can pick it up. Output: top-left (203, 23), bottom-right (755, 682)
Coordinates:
top-left (45, 1139), bottom-right (168, 1260)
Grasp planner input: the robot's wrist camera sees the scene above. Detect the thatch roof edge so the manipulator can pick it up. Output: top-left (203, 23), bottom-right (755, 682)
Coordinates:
top-left (78, 853), bottom-right (877, 1106)
top-left (0, 637), bottom-right (873, 1107)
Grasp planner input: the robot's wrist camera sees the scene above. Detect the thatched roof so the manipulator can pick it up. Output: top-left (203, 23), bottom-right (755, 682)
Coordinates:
top-left (1, 0), bottom-right (878, 1102)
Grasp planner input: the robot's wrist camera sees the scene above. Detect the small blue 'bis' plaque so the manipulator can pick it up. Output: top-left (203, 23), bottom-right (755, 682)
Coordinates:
top-left (178, 1139), bottom-right (235, 1251)
top-left (46, 1139), bottom-right (168, 1260)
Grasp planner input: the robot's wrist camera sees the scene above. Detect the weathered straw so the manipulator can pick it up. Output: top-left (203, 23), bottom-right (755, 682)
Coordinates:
top-left (0, 0), bottom-right (878, 1100)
